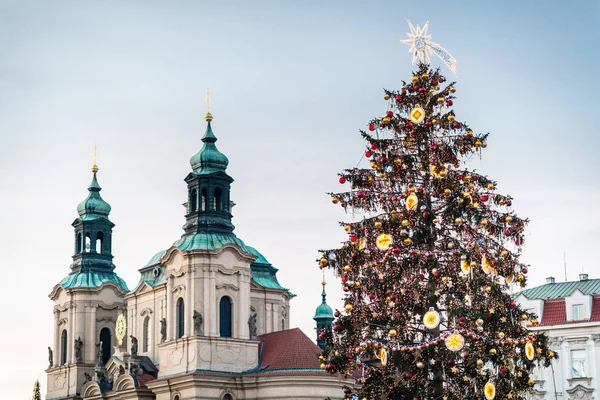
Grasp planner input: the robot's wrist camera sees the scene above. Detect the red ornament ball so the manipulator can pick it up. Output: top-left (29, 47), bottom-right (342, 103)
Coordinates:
top-left (350, 235), bottom-right (358, 243)
top-left (371, 143), bottom-right (378, 150)
top-left (446, 99), bottom-right (453, 106)
top-left (387, 111), bottom-right (393, 118)
top-left (481, 195), bottom-right (489, 202)
top-left (339, 177), bottom-right (346, 184)
top-left (369, 124), bottom-right (375, 131)
top-left (365, 150), bottom-right (372, 158)
top-left (395, 95), bottom-right (403, 103)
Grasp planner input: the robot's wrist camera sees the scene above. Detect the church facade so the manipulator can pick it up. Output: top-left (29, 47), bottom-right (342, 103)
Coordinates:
top-left (45, 111), bottom-right (345, 400)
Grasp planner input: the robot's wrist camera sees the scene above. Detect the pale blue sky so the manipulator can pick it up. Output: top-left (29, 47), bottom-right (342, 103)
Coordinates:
top-left (1, 1), bottom-right (599, 397)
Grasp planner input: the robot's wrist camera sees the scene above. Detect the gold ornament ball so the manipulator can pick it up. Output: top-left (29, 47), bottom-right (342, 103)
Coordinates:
top-left (449, 87), bottom-right (456, 93)
top-left (433, 218), bottom-right (440, 224)
top-left (332, 197), bottom-right (339, 204)
top-left (434, 85), bottom-right (440, 91)
top-left (403, 238), bottom-right (412, 246)
top-left (476, 359), bottom-right (484, 367)
top-left (345, 304), bottom-right (353, 313)
top-left (389, 329), bottom-right (397, 337)
top-left (501, 250), bottom-right (508, 258)
top-left (402, 219), bottom-right (409, 227)
top-left (344, 265), bottom-right (351, 272)
top-left (354, 281), bottom-right (361, 288)
top-left (448, 115), bottom-right (455, 122)
top-left (480, 219), bottom-right (488, 226)
top-left (505, 216), bottom-right (513, 223)
top-left (528, 379), bottom-right (535, 387)
top-left (422, 73), bottom-right (429, 79)
top-left (476, 318), bottom-right (484, 326)
top-left (320, 363), bottom-right (326, 370)
top-left (548, 351), bottom-right (555, 359)
top-left (497, 332), bottom-right (505, 339)
top-left (489, 348), bottom-right (497, 356)
top-left (467, 130), bottom-right (474, 136)
top-left (416, 361), bottom-right (425, 369)
top-left (411, 76), bottom-right (419, 83)
top-left (470, 261), bottom-right (477, 269)
top-left (344, 225), bottom-right (352, 232)
top-left (437, 97), bottom-right (445, 105)
top-left (487, 183), bottom-right (495, 190)
top-left (485, 286), bottom-right (492, 293)
top-left (384, 94), bottom-right (390, 100)
top-left (374, 221), bottom-right (382, 229)
top-left (455, 217), bottom-right (462, 225)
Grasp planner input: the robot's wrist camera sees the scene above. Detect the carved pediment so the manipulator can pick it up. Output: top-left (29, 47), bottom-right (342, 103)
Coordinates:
top-left (566, 384), bottom-right (594, 400)
top-left (140, 308), bottom-right (153, 316)
top-left (81, 381), bottom-right (102, 397)
top-left (216, 283), bottom-right (239, 291)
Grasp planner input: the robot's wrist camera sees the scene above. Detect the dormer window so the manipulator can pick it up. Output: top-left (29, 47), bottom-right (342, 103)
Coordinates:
top-left (572, 304), bottom-right (584, 320)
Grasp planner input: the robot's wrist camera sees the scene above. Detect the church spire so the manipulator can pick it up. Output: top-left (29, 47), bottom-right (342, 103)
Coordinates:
top-left (314, 272), bottom-right (334, 351)
top-left (182, 93), bottom-right (235, 235)
top-left (70, 148), bottom-right (116, 273)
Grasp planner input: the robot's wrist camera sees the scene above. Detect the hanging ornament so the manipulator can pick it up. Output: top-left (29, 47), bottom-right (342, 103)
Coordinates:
top-left (376, 234), bottom-right (393, 250)
top-left (409, 107), bottom-right (426, 124)
top-left (358, 238), bottom-right (366, 250)
top-left (423, 307), bottom-right (441, 329)
top-left (484, 381), bottom-right (496, 400)
top-left (430, 165), bottom-right (446, 178)
top-left (376, 347), bottom-right (388, 366)
top-left (460, 258), bottom-right (470, 273)
top-left (482, 255), bottom-right (492, 274)
top-left (406, 193), bottom-right (419, 211)
top-left (445, 332), bottom-right (465, 352)
top-left (525, 342), bottom-right (535, 361)
top-left (505, 275), bottom-right (515, 284)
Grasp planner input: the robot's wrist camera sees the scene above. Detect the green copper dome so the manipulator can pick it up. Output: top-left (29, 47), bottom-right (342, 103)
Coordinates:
top-left (189, 122), bottom-right (229, 174)
top-left (76, 173), bottom-right (111, 220)
top-left (313, 284), bottom-right (334, 321)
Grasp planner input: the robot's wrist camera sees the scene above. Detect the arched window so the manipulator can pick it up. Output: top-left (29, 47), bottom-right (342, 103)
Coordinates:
top-left (95, 232), bottom-right (104, 253)
top-left (219, 296), bottom-right (232, 338)
top-left (201, 188), bottom-right (208, 211)
top-left (100, 328), bottom-right (111, 365)
top-left (61, 330), bottom-right (68, 365)
top-left (223, 395), bottom-right (233, 400)
top-left (76, 233), bottom-right (82, 254)
top-left (176, 298), bottom-right (185, 339)
top-left (143, 316), bottom-right (151, 352)
top-left (173, 396), bottom-right (180, 400)
top-left (190, 188), bottom-right (198, 212)
top-left (214, 187), bottom-right (222, 212)
top-left (85, 233), bottom-right (91, 252)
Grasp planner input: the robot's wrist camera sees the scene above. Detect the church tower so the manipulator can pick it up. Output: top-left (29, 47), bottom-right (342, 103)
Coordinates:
top-left (313, 274), bottom-right (334, 351)
top-left (46, 157), bottom-right (128, 400)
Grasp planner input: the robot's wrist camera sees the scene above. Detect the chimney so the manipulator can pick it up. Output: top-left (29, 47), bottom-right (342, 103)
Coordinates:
top-left (546, 276), bottom-right (555, 284)
top-left (579, 273), bottom-right (589, 281)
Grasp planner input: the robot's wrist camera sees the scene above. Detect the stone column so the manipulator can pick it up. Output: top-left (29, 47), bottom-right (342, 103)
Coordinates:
top-left (68, 301), bottom-right (75, 363)
top-left (203, 267), bottom-right (210, 336)
top-left (88, 304), bottom-right (98, 363)
top-left (237, 271), bottom-right (250, 339)
top-left (166, 275), bottom-right (174, 341)
top-left (265, 303), bottom-right (272, 334)
top-left (209, 270), bottom-right (217, 336)
top-left (186, 266), bottom-right (193, 337)
top-left (53, 309), bottom-right (60, 367)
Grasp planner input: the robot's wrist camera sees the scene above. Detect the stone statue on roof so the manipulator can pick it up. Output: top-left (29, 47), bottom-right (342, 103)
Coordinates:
top-left (74, 337), bottom-right (83, 363)
top-left (248, 313), bottom-right (257, 339)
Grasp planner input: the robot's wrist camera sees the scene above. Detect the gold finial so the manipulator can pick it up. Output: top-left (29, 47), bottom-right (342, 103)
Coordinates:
top-left (91, 144), bottom-right (99, 173)
top-left (205, 89), bottom-right (213, 122)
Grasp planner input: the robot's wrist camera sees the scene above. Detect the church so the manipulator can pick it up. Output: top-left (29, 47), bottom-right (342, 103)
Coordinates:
top-left (45, 108), bottom-right (345, 400)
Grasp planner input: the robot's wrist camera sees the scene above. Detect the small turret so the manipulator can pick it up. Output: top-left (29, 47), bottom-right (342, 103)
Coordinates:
top-left (313, 273), bottom-right (334, 351)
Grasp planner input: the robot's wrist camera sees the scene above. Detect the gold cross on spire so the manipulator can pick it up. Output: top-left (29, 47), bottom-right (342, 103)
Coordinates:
top-left (205, 89), bottom-right (213, 122)
top-left (92, 144), bottom-right (99, 173)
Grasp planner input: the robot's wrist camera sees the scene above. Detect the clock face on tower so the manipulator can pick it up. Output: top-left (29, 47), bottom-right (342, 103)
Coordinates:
top-left (116, 314), bottom-right (127, 346)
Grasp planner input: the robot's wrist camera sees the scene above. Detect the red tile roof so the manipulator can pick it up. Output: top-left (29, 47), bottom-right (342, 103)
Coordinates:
top-left (136, 373), bottom-right (156, 387)
top-left (541, 296), bottom-right (600, 326)
top-left (258, 328), bottom-right (323, 371)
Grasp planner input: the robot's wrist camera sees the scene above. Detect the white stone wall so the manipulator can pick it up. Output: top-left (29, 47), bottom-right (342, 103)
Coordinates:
top-left (527, 321), bottom-right (600, 400)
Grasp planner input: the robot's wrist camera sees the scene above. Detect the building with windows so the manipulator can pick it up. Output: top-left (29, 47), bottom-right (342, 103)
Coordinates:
top-left (45, 110), bottom-right (344, 400)
top-left (515, 274), bottom-right (600, 400)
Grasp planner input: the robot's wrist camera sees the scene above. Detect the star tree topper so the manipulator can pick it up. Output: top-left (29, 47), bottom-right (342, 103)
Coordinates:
top-left (400, 20), bottom-right (458, 76)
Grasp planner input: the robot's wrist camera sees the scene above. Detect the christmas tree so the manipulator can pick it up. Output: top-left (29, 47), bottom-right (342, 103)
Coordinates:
top-left (318, 25), bottom-right (555, 400)
top-left (32, 379), bottom-right (41, 400)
